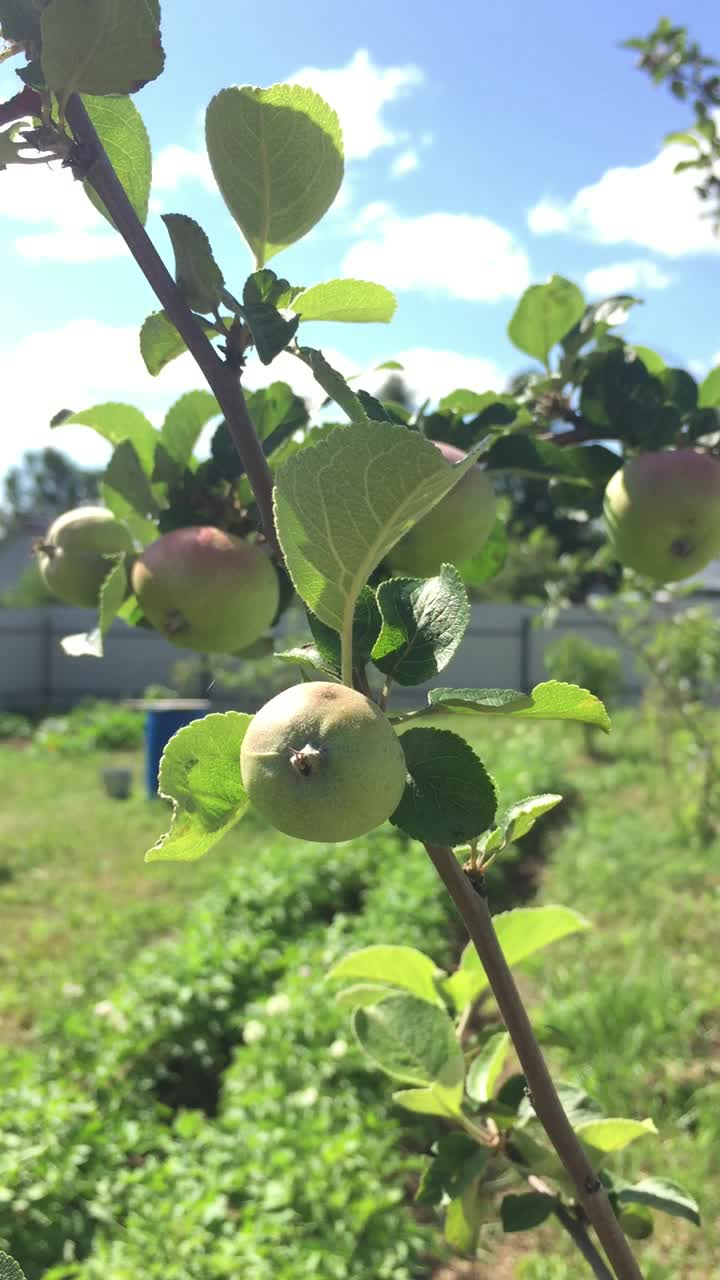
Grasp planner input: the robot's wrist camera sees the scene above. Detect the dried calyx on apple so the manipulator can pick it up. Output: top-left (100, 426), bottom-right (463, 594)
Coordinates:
top-left (240, 682), bottom-right (408, 842)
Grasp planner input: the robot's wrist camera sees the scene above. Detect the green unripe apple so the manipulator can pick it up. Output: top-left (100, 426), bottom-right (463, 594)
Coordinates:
top-left (240, 681), bottom-right (408, 843)
top-left (387, 440), bottom-right (497, 576)
top-left (603, 450), bottom-right (720, 582)
top-left (131, 526), bottom-right (279, 653)
top-left (36, 505), bottom-right (134, 607)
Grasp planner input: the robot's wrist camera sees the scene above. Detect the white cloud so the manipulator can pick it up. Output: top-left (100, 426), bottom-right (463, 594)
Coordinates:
top-left (362, 347), bottom-right (506, 406)
top-left (0, 320), bottom-right (357, 477)
top-left (152, 143), bottom-right (216, 193)
top-left (584, 259), bottom-right (673, 295)
top-left (0, 321), bottom-right (204, 475)
top-left (343, 204), bottom-right (531, 301)
top-left (0, 158), bottom-right (125, 261)
top-left (390, 149), bottom-right (419, 179)
top-left (288, 48), bottom-right (423, 161)
top-left (528, 140), bottom-right (720, 258)
top-left (0, 316), bottom-right (509, 483)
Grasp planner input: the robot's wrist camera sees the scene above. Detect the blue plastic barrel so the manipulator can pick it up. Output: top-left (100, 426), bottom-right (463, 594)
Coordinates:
top-left (144, 699), bottom-right (211, 797)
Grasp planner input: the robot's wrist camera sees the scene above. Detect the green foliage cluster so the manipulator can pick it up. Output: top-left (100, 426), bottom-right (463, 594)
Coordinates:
top-left (0, 827), bottom-right (457, 1280)
top-left (31, 701), bottom-right (144, 753)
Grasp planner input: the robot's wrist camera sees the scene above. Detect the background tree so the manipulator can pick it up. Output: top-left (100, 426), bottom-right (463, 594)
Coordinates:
top-left (626, 16), bottom-right (720, 227)
top-left (0, 448), bottom-right (101, 539)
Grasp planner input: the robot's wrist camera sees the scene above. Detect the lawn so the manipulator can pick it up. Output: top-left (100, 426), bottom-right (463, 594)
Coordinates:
top-left (0, 708), bottom-right (718, 1278)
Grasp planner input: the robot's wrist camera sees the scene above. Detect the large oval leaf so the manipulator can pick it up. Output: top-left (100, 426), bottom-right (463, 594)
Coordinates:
top-left (41, 0), bottom-right (164, 100)
top-left (81, 94), bottom-right (151, 226)
top-left (353, 993), bottom-right (463, 1091)
top-left (205, 83), bottom-right (343, 266)
top-left (273, 420), bottom-right (482, 633)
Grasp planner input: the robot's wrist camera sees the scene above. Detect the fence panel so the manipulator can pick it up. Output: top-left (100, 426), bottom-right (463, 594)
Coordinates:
top-left (1, 598), bottom-right (717, 712)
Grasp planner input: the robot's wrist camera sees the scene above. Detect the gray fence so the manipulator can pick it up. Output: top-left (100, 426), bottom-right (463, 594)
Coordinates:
top-left (0, 602), bottom-right (654, 713)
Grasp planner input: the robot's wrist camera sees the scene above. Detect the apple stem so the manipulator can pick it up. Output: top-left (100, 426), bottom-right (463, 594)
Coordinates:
top-left (62, 94), bottom-right (281, 560)
top-left (424, 842), bottom-right (644, 1280)
top-left (341, 612), bottom-right (354, 687)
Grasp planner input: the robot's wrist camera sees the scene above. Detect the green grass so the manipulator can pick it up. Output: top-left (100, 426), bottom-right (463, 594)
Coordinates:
top-left (1, 708), bottom-right (718, 1277)
top-left (0, 746), bottom-right (232, 1036)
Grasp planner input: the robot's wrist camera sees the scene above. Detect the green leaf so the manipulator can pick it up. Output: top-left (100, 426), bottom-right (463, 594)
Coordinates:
top-left (439, 388), bottom-right (497, 414)
top-left (508, 1129), bottom-right (566, 1179)
top-left (501, 1192), bottom-right (553, 1233)
top-left (353, 993), bottom-right (464, 1090)
top-left (327, 944), bottom-right (446, 1007)
top-left (445, 905), bottom-right (590, 1013)
top-left (616, 1178), bottom-right (701, 1228)
top-left (421, 687), bottom-right (532, 714)
top-left (575, 1116), bottom-right (658, 1152)
top-left (444, 1182), bottom-right (489, 1254)
top-left (699, 366), bottom-right (720, 409)
top-left (101, 482), bottom-right (156, 547)
top-left (41, 0), bottom-right (164, 101)
top-left (619, 1207), bottom-right (654, 1239)
top-left (466, 1032), bottom-right (511, 1103)
top-left (60, 553), bottom-right (128, 658)
top-left (162, 213), bottom-right (224, 314)
top-left (246, 381), bottom-right (308, 442)
top-left (292, 279), bottom-right (396, 323)
top-left (392, 727), bottom-right (497, 845)
top-left (486, 435), bottom-right (619, 489)
top-left (104, 439), bottom-right (164, 518)
top-left (306, 586), bottom-right (382, 678)
top-left (427, 680), bottom-right (611, 733)
top-left (502, 793), bottom-right (563, 844)
top-left (508, 276), bottom-right (586, 364)
top-left (53, 400), bottom-right (158, 472)
top-left (243, 267), bottom-right (301, 308)
top-left (295, 346), bottom-right (369, 421)
top-left (661, 367), bottom-right (697, 413)
top-left (273, 420), bottom-right (483, 632)
top-left (334, 983), bottom-right (393, 1010)
top-left (631, 345), bottom-right (666, 376)
top-left (273, 643), bottom-right (339, 681)
top-left (0, 1253), bottom-right (27, 1280)
top-left (160, 390), bottom-right (220, 467)
top-left (81, 94), bottom-right (151, 227)
top-left (416, 1134), bottom-right (490, 1207)
top-left (579, 346), bottom-right (679, 449)
top-left (205, 83), bottom-right (343, 267)
top-left (140, 311), bottom-right (188, 376)
top-left (457, 518), bottom-right (508, 587)
top-left (146, 711), bottom-right (252, 862)
top-left (392, 1084), bottom-right (464, 1117)
top-left (371, 566), bottom-right (470, 686)
top-left (238, 299), bottom-right (299, 366)
top-left (0, 0), bottom-right (40, 42)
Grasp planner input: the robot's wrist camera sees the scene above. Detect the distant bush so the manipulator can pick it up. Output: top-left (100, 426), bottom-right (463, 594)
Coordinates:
top-left (545, 633), bottom-right (622, 707)
top-left (643, 605), bottom-right (720, 705)
top-left (0, 712), bottom-right (33, 740)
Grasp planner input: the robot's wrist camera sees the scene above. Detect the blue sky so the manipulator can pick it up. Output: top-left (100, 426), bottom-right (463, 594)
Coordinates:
top-left (0, 0), bottom-right (718, 479)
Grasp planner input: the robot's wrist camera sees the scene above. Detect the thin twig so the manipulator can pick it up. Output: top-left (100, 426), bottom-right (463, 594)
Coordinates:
top-left (526, 1176), bottom-right (614, 1279)
top-left (553, 1202), bottom-right (616, 1280)
top-left (63, 93), bottom-right (280, 557)
top-left (423, 843), bottom-right (644, 1280)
